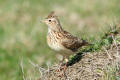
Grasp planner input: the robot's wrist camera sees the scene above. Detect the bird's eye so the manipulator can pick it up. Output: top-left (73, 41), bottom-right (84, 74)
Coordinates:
top-left (49, 20), bottom-right (51, 22)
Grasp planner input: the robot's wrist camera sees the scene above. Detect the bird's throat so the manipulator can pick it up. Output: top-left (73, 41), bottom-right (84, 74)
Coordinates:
top-left (48, 25), bottom-right (63, 33)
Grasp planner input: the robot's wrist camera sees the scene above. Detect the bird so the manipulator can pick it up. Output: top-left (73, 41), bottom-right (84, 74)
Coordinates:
top-left (41, 11), bottom-right (88, 68)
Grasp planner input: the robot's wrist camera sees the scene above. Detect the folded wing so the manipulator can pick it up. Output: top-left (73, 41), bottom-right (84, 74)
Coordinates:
top-left (61, 31), bottom-right (88, 52)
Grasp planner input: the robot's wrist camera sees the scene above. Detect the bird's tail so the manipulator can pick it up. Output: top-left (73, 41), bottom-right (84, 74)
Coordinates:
top-left (82, 39), bottom-right (92, 46)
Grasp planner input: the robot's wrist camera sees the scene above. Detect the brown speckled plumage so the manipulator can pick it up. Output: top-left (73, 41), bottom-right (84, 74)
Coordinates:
top-left (42, 12), bottom-right (88, 60)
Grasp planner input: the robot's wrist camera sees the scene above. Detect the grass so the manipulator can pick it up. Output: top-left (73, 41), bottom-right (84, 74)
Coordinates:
top-left (37, 29), bottom-right (120, 80)
top-left (67, 25), bottom-right (119, 66)
top-left (103, 62), bottom-right (120, 80)
top-left (0, 0), bottom-right (120, 80)
top-left (105, 66), bottom-right (118, 80)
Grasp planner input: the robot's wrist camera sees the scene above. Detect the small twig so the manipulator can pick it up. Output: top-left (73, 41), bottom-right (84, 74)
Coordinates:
top-left (103, 47), bottom-right (112, 60)
top-left (20, 60), bottom-right (26, 80)
top-left (29, 60), bottom-right (45, 77)
top-left (112, 35), bottom-right (120, 58)
top-left (29, 60), bottom-right (52, 80)
top-left (46, 62), bottom-right (50, 74)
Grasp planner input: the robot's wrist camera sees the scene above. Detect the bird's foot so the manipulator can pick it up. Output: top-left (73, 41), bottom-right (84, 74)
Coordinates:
top-left (56, 62), bottom-right (64, 72)
top-left (57, 62), bottom-right (68, 77)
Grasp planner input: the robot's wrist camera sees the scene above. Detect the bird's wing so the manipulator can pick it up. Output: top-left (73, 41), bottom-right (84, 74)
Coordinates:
top-left (61, 31), bottom-right (86, 52)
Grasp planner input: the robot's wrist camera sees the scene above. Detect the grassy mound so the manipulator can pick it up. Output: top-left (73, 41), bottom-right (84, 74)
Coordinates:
top-left (32, 26), bottom-right (120, 80)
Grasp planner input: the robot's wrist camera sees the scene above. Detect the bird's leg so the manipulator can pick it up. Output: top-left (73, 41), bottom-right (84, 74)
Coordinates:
top-left (62, 58), bottom-right (68, 75)
top-left (57, 58), bottom-right (68, 77)
top-left (57, 57), bottom-right (65, 72)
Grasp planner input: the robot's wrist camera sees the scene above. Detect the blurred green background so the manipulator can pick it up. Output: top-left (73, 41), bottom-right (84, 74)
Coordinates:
top-left (0, 0), bottom-right (120, 80)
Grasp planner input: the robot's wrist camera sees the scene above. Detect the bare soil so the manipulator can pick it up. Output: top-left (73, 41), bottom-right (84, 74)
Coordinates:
top-left (39, 43), bottom-right (120, 80)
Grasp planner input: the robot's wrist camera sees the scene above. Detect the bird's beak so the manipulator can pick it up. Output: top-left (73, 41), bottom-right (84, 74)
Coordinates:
top-left (40, 19), bottom-right (47, 23)
top-left (40, 20), bottom-right (45, 23)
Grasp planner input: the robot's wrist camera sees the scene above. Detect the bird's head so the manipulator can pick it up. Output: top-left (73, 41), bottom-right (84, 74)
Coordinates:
top-left (41, 11), bottom-right (62, 31)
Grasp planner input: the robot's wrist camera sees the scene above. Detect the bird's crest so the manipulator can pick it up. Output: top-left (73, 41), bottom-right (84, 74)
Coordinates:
top-left (46, 11), bottom-right (57, 19)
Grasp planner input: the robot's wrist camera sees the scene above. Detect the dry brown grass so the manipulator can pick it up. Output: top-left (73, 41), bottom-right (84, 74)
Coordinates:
top-left (34, 36), bottom-right (120, 80)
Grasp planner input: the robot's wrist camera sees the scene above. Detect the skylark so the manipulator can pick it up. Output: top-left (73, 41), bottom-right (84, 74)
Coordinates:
top-left (42, 11), bottom-right (88, 64)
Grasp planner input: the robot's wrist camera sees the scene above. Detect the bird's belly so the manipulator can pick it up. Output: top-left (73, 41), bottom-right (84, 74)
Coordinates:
top-left (50, 43), bottom-right (62, 51)
top-left (48, 42), bottom-right (63, 51)
top-left (47, 36), bottom-right (63, 51)
top-left (48, 41), bottom-right (73, 56)
top-left (47, 35), bottom-right (74, 56)
top-left (47, 38), bottom-right (73, 55)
